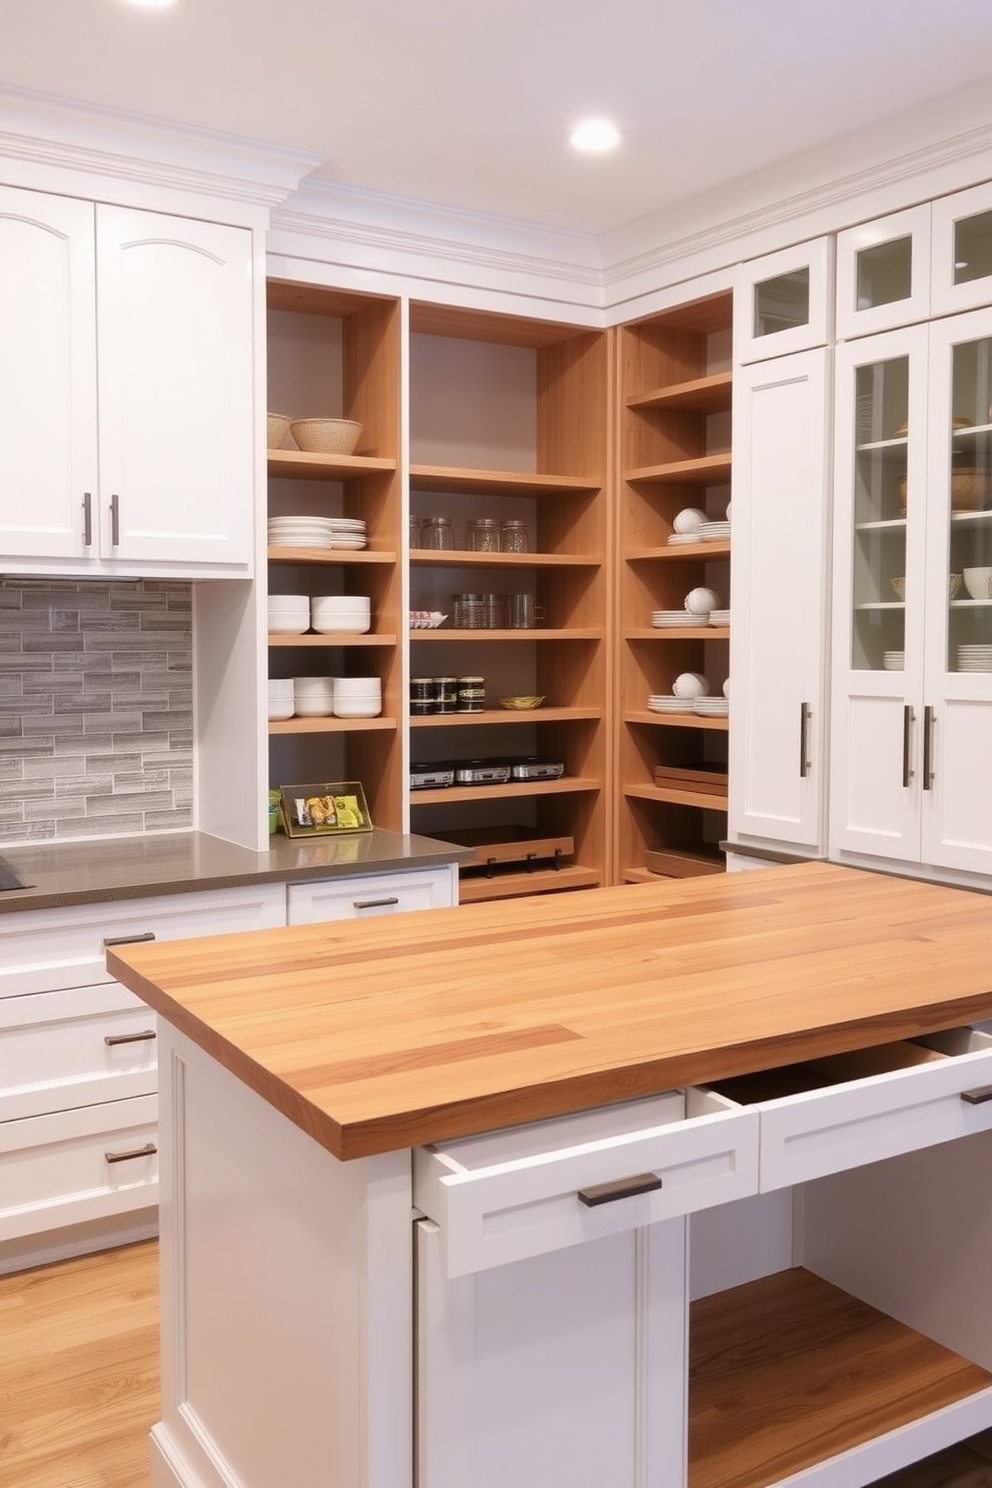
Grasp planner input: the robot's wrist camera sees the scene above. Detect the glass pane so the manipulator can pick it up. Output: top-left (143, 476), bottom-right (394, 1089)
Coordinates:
top-left (752, 270), bottom-right (810, 338)
top-left (949, 338), bottom-right (992, 673)
top-left (855, 236), bottom-right (912, 310)
top-left (953, 210), bottom-right (992, 287)
top-left (850, 358), bottom-right (909, 671)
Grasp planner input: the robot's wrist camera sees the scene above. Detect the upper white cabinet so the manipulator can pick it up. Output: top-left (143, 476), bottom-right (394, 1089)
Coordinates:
top-left (0, 187), bottom-right (254, 576)
top-left (931, 180), bottom-right (992, 319)
top-left (835, 204), bottom-right (932, 340)
top-left (733, 237), bottom-right (834, 363)
top-left (830, 311), bottom-right (992, 876)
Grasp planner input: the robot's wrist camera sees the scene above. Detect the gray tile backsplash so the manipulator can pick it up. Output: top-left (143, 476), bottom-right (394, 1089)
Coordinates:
top-left (0, 580), bottom-right (193, 844)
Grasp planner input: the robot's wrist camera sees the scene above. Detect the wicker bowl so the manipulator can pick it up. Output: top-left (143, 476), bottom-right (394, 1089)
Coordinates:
top-left (498, 695), bottom-right (545, 710)
top-left (289, 418), bottom-right (363, 456)
top-left (267, 412), bottom-right (293, 448)
top-left (896, 467), bottom-right (991, 513)
top-left (892, 577), bottom-right (906, 600)
top-left (949, 572), bottom-right (964, 599)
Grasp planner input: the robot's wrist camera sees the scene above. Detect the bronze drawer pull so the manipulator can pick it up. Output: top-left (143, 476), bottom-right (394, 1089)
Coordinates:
top-left (961, 1085), bottom-right (992, 1105)
top-left (103, 931), bottom-right (156, 948)
top-left (104, 1142), bottom-right (157, 1164)
top-left (104, 1029), bottom-right (157, 1047)
top-left (577, 1173), bottom-right (662, 1208)
top-left (110, 492), bottom-right (120, 547)
top-left (353, 896), bottom-right (400, 910)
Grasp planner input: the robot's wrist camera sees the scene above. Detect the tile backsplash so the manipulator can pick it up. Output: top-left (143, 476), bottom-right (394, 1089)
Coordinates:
top-left (0, 579), bottom-right (193, 844)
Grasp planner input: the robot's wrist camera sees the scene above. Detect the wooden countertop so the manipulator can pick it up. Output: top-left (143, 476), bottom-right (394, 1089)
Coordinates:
top-left (107, 862), bottom-right (992, 1160)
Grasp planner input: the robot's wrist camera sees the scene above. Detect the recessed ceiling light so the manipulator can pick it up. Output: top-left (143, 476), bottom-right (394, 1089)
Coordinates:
top-left (569, 119), bottom-right (622, 154)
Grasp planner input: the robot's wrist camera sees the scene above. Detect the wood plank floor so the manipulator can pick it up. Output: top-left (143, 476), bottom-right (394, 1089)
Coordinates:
top-left (0, 1240), bottom-right (158, 1488)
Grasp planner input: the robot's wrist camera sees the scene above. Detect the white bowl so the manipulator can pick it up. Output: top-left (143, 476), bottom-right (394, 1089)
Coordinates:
top-left (311, 595), bottom-right (371, 610)
top-left (268, 680), bottom-right (294, 698)
top-left (673, 507), bottom-right (707, 534)
top-left (268, 618), bottom-right (310, 635)
top-left (963, 567), bottom-right (992, 601)
top-left (672, 671), bottom-right (710, 699)
top-left (312, 616), bottom-right (372, 634)
top-left (333, 676), bottom-right (381, 696)
top-left (333, 699), bottom-right (383, 718)
top-left (293, 700), bottom-right (334, 717)
top-left (684, 586), bottom-right (720, 615)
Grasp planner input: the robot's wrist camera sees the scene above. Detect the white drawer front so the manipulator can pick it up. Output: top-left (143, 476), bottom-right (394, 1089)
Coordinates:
top-left (0, 1094), bottom-right (158, 1241)
top-left (413, 1090), bottom-right (758, 1277)
top-left (755, 1031), bottom-right (992, 1190)
top-left (0, 883), bottom-right (286, 998)
top-left (0, 985), bottom-right (157, 1123)
top-left (287, 866), bottom-right (457, 924)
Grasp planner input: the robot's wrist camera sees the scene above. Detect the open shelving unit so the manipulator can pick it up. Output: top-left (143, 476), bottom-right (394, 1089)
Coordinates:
top-left (616, 291), bottom-right (734, 884)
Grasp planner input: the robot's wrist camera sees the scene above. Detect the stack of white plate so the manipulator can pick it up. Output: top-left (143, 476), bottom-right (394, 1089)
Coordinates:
top-left (698, 521), bottom-right (731, 541)
top-left (647, 695), bottom-right (694, 712)
top-left (882, 651), bottom-right (905, 671)
top-left (293, 676), bottom-right (336, 717)
top-left (328, 518), bottom-right (368, 550)
top-left (267, 679), bottom-right (295, 720)
top-left (693, 696), bottom-right (729, 716)
top-left (267, 594), bottom-right (310, 634)
top-left (666, 532), bottom-right (702, 546)
top-left (709, 609), bottom-right (731, 626)
top-left (957, 644), bottom-right (992, 672)
top-left (652, 610), bottom-right (704, 627)
top-left (268, 515), bottom-right (337, 548)
top-left (334, 676), bottom-right (382, 718)
top-left (311, 595), bottom-right (371, 634)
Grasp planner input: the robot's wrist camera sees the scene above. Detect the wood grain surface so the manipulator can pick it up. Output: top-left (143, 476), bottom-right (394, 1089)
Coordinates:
top-left (107, 862), bottom-right (992, 1159)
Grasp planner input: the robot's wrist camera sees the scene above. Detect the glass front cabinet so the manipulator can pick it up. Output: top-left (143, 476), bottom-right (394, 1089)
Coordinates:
top-left (830, 311), bottom-right (992, 875)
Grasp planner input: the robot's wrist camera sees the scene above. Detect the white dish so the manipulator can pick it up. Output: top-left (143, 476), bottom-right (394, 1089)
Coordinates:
top-left (673, 507), bottom-right (707, 534)
top-left (267, 702), bottom-right (295, 720)
top-left (672, 671), bottom-right (709, 699)
top-left (666, 533), bottom-right (703, 546)
top-left (312, 616), bottom-right (372, 634)
top-left (333, 700), bottom-right (383, 718)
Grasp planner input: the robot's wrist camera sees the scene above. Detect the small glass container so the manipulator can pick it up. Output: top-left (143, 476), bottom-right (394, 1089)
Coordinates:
top-left (434, 677), bottom-right (458, 713)
top-left (452, 593), bottom-right (485, 628)
top-left (421, 516), bottom-right (454, 551)
top-left (409, 515), bottom-right (423, 549)
top-left (499, 520), bottom-right (530, 553)
top-left (456, 676), bottom-right (485, 713)
top-left (466, 517), bottom-right (501, 552)
top-left (480, 592), bottom-right (505, 629)
top-left (410, 678), bottom-right (436, 716)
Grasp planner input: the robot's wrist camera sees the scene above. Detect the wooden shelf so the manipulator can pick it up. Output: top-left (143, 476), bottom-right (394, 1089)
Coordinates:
top-left (627, 370), bottom-right (732, 414)
top-left (627, 452), bottom-right (732, 485)
top-left (410, 463), bottom-right (600, 496)
top-left (688, 1268), bottom-right (992, 1488)
top-left (626, 626), bottom-right (729, 641)
top-left (458, 865), bottom-right (601, 902)
top-left (410, 776), bottom-right (600, 806)
top-left (268, 633), bottom-right (397, 647)
top-left (268, 450), bottom-right (396, 480)
top-left (268, 716), bottom-right (398, 735)
top-left (410, 628), bottom-right (602, 642)
top-left (409, 707), bottom-right (600, 727)
top-left (626, 541), bottom-right (731, 561)
top-left (267, 546), bottom-right (397, 565)
top-left (626, 782), bottom-right (729, 811)
top-left (626, 710), bottom-right (729, 732)
top-left (410, 549), bottom-right (600, 568)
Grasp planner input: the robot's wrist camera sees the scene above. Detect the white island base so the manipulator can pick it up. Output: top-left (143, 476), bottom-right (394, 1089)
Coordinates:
top-left (149, 1022), bottom-right (992, 1488)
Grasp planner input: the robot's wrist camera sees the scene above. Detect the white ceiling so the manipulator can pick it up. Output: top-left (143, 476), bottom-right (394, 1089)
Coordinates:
top-left (5, 0), bottom-right (992, 237)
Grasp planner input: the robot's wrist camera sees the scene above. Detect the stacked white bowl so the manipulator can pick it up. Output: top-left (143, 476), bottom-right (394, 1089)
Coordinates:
top-left (268, 594), bottom-right (310, 635)
top-left (311, 595), bottom-right (372, 635)
top-left (293, 675), bottom-right (336, 717)
top-left (333, 676), bottom-right (382, 718)
top-left (267, 679), bottom-right (295, 720)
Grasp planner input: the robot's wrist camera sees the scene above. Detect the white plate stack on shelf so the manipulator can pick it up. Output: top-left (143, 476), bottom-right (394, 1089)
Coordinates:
top-left (708, 608), bottom-right (731, 627)
top-left (293, 676), bottom-right (335, 717)
top-left (267, 515), bottom-right (368, 550)
top-left (267, 594), bottom-right (310, 634)
top-left (647, 695), bottom-right (695, 713)
top-left (267, 679), bottom-right (295, 720)
top-left (883, 650), bottom-right (905, 671)
top-left (957, 645), bottom-right (992, 672)
top-left (693, 676), bottom-right (730, 716)
top-left (311, 595), bottom-right (372, 634)
top-left (652, 609), bottom-right (703, 627)
top-left (698, 519), bottom-right (731, 542)
top-left (333, 676), bottom-right (382, 718)
top-left (327, 517), bottom-right (368, 550)
top-left (667, 507), bottom-right (708, 546)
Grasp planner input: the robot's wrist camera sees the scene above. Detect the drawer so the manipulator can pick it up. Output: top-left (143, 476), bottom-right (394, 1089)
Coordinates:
top-left (0, 985), bottom-right (157, 1123)
top-left (0, 883), bottom-right (286, 998)
top-left (0, 1094), bottom-right (158, 1242)
top-left (703, 1028), bottom-right (992, 1191)
top-left (286, 865), bottom-right (457, 924)
top-left (413, 1089), bottom-right (759, 1277)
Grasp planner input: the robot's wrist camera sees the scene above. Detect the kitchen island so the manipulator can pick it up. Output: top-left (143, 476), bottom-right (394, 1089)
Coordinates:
top-left (108, 861), bottom-right (992, 1488)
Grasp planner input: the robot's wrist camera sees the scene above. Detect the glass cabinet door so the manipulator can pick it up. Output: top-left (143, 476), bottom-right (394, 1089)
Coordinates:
top-left (848, 355), bottom-right (911, 675)
top-left (835, 205), bottom-right (931, 340)
top-left (932, 181), bottom-right (992, 317)
top-left (734, 238), bottom-right (833, 364)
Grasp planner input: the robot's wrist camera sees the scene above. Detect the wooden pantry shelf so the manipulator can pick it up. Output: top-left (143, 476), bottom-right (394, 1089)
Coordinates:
top-left (625, 541), bottom-right (731, 561)
top-left (626, 710), bottom-right (729, 732)
top-left (410, 464), bottom-right (600, 496)
top-left (410, 776), bottom-right (600, 806)
top-left (268, 633), bottom-right (397, 647)
top-left (626, 782), bottom-right (729, 811)
top-left (268, 717), bottom-right (397, 735)
top-left (627, 626), bottom-right (729, 641)
top-left (409, 550), bottom-right (600, 568)
top-left (627, 370), bottom-right (733, 414)
top-left (627, 453), bottom-right (732, 485)
top-left (410, 628), bottom-right (602, 642)
top-left (268, 546), bottom-right (396, 565)
top-left (268, 450), bottom-right (396, 480)
top-left (458, 865), bottom-right (601, 902)
top-left (409, 707), bottom-right (600, 727)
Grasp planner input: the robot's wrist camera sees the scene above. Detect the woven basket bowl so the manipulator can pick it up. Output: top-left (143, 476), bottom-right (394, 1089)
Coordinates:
top-left (267, 412), bottom-right (293, 448)
top-left (896, 467), bottom-right (991, 513)
top-left (289, 418), bottom-right (363, 456)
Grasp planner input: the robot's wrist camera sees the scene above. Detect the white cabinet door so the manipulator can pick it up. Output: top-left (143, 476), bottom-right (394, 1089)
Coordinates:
top-left (931, 180), bottom-right (992, 319)
top-left (729, 350), bottom-right (830, 851)
top-left (286, 865), bottom-right (458, 923)
top-left (96, 206), bottom-right (254, 569)
top-left (835, 204), bottom-right (932, 340)
top-left (733, 238), bottom-right (833, 363)
top-left (0, 186), bottom-right (98, 561)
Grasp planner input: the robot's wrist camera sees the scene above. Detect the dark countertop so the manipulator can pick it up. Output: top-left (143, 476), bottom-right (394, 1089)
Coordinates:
top-left (0, 829), bottom-right (470, 915)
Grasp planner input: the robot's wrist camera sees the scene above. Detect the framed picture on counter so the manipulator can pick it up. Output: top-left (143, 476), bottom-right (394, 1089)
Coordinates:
top-left (278, 782), bottom-right (373, 837)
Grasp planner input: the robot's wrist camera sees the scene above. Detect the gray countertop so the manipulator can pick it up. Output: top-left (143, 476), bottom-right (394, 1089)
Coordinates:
top-left (0, 829), bottom-right (470, 915)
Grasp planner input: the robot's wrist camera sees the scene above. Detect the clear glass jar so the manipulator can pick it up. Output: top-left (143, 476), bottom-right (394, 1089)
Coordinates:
top-left (421, 516), bottom-right (454, 551)
top-left (466, 517), bottom-right (500, 552)
top-left (499, 519), bottom-right (530, 553)
top-left (480, 592), bottom-right (506, 629)
top-left (452, 593), bottom-right (485, 628)
top-left (409, 515), bottom-right (423, 549)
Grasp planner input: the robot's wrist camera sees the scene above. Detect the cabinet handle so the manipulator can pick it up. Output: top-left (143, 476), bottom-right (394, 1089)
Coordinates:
top-left (82, 491), bottom-right (93, 547)
top-left (352, 896), bottom-right (400, 910)
top-left (961, 1086), bottom-right (992, 1106)
top-left (902, 705), bottom-right (914, 788)
top-left (104, 1142), bottom-right (157, 1164)
top-left (922, 705), bottom-right (935, 791)
top-left (110, 493), bottom-right (120, 547)
top-left (577, 1173), bottom-right (663, 1208)
top-left (103, 931), bottom-right (156, 948)
top-left (799, 702), bottom-right (811, 778)
top-left (104, 1029), bottom-right (157, 1047)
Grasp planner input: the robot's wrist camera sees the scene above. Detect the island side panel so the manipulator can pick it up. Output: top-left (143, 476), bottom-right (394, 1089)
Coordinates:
top-left (151, 1025), bottom-right (413, 1488)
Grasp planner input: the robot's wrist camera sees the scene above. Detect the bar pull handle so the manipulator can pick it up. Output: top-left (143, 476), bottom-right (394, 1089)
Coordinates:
top-left (352, 896), bottom-right (400, 910)
top-left (902, 705), bottom-right (914, 788)
top-left (922, 705), bottom-right (935, 791)
top-left (104, 1029), bottom-right (157, 1047)
top-left (104, 1142), bottom-right (157, 1165)
top-left (103, 931), bottom-right (156, 948)
top-left (82, 491), bottom-right (93, 546)
top-left (961, 1086), bottom-right (992, 1106)
top-left (799, 702), bottom-right (811, 778)
top-left (577, 1173), bottom-right (663, 1208)
top-left (110, 493), bottom-right (120, 547)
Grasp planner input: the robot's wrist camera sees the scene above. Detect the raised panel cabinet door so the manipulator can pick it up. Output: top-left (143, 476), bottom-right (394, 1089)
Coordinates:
top-left (95, 206), bottom-right (254, 569)
top-left (0, 186), bottom-right (98, 563)
top-left (728, 350), bottom-right (830, 852)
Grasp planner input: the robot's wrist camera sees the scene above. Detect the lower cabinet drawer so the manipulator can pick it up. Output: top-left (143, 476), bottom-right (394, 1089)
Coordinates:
top-left (413, 1090), bottom-right (759, 1277)
top-left (287, 866), bottom-right (457, 924)
top-left (0, 1095), bottom-right (158, 1242)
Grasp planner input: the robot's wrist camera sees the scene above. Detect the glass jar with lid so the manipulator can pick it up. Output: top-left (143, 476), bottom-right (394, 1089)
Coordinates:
top-left (466, 517), bottom-right (500, 552)
top-left (421, 516), bottom-right (454, 551)
top-left (452, 593), bottom-right (485, 628)
top-left (499, 519), bottom-right (530, 553)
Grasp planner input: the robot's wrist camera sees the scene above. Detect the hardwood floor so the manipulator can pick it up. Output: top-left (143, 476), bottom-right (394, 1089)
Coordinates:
top-left (0, 1240), bottom-right (158, 1488)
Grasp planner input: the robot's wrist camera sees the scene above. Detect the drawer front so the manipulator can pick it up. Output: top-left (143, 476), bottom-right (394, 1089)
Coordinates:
top-left (0, 985), bottom-right (157, 1123)
top-left (0, 1094), bottom-right (158, 1242)
top-left (0, 883), bottom-right (286, 999)
top-left (413, 1091), bottom-right (758, 1277)
top-left (757, 1031), bottom-right (992, 1190)
top-left (287, 866), bottom-right (458, 924)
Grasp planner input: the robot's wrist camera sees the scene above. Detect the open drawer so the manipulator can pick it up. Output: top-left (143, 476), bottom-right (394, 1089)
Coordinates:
top-left (413, 1089), bottom-right (759, 1277)
top-left (702, 1026), bottom-right (992, 1192)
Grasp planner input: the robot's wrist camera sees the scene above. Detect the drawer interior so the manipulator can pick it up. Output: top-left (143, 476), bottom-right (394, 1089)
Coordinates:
top-left (704, 1038), bottom-right (950, 1106)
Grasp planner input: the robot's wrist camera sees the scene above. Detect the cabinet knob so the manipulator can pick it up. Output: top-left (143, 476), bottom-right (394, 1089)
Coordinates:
top-left (577, 1173), bottom-right (662, 1207)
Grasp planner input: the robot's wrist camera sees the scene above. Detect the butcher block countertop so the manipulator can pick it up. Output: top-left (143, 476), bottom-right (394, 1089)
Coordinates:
top-left (107, 862), bottom-right (992, 1161)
